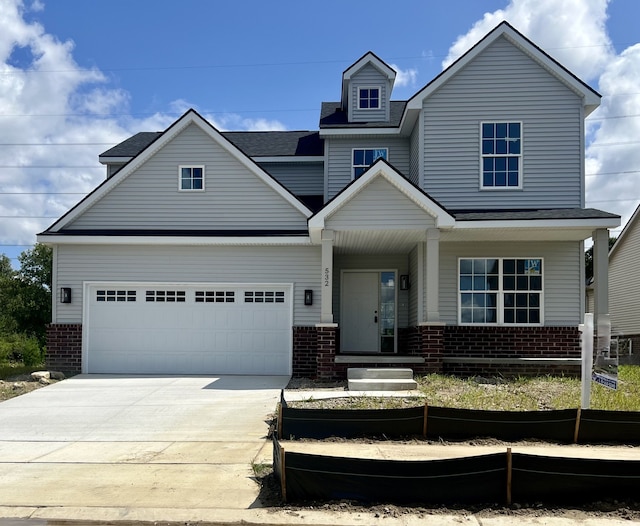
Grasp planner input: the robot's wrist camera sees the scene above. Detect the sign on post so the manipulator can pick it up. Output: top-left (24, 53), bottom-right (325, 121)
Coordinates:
top-left (592, 314), bottom-right (618, 390)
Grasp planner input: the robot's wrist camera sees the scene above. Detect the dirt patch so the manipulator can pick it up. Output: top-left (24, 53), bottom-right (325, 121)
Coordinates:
top-left (0, 372), bottom-right (62, 402)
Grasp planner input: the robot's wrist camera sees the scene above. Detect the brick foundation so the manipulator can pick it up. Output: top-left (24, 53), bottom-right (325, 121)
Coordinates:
top-left (46, 323), bottom-right (82, 373)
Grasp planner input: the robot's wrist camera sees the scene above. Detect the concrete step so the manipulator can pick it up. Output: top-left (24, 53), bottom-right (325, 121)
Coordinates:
top-left (348, 378), bottom-right (419, 391)
top-left (347, 367), bottom-right (414, 380)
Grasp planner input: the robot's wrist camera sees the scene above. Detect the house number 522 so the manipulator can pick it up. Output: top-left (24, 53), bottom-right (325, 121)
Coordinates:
top-left (324, 268), bottom-right (330, 287)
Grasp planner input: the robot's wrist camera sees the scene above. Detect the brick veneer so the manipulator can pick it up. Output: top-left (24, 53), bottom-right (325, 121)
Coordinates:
top-left (442, 325), bottom-right (581, 377)
top-left (46, 323), bottom-right (82, 373)
top-left (292, 326), bottom-right (317, 378)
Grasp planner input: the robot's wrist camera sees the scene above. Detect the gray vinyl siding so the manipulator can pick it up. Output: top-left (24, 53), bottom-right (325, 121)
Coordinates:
top-left (326, 137), bottom-right (411, 200)
top-left (333, 254), bottom-right (410, 327)
top-left (409, 120), bottom-right (420, 185)
top-left (350, 63), bottom-right (389, 123)
top-left (68, 124), bottom-right (307, 230)
top-left (54, 244), bottom-right (321, 325)
top-left (258, 162), bottom-right (324, 195)
top-left (439, 241), bottom-right (582, 325)
top-left (610, 219), bottom-right (640, 335)
top-left (422, 36), bottom-right (583, 209)
top-left (326, 176), bottom-right (435, 230)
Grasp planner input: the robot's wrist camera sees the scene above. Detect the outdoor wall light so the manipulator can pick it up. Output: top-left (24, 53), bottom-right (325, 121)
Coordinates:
top-left (400, 275), bottom-right (410, 290)
top-left (60, 287), bottom-right (72, 304)
top-left (304, 289), bottom-right (313, 306)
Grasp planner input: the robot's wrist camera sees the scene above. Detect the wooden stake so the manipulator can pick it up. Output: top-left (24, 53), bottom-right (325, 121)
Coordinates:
top-left (423, 403), bottom-right (428, 437)
top-left (506, 447), bottom-right (513, 506)
top-left (574, 408), bottom-right (582, 444)
top-left (277, 401), bottom-right (283, 438)
top-left (280, 444), bottom-right (287, 502)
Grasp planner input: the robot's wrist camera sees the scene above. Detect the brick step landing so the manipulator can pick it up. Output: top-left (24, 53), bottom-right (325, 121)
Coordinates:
top-left (347, 368), bottom-right (418, 391)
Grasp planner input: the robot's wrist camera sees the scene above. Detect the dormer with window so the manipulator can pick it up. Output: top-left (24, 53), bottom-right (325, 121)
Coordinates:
top-left (341, 52), bottom-right (396, 123)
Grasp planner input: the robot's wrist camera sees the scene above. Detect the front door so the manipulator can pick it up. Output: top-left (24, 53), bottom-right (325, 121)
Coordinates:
top-left (341, 271), bottom-right (396, 353)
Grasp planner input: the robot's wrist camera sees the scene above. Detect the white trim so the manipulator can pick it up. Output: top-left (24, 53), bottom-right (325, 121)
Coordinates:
top-left (351, 147), bottom-right (388, 180)
top-left (319, 127), bottom-right (400, 137)
top-left (343, 53), bottom-right (396, 81)
top-left (479, 121), bottom-right (523, 190)
top-left (357, 86), bottom-right (382, 110)
top-left (38, 234), bottom-right (312, 246)
top-left (98, 156), bottom-right (132, 165)
top-left (252, 156), bottom-right (324, 163)
top-left (178, 164), bottom-right (205, 192)
top-left (82, 280), bottom-right (294, 375)
top-left (457, 256), bottom-right (545, 326)
top-left (47, 110), bottom-right (312, 232)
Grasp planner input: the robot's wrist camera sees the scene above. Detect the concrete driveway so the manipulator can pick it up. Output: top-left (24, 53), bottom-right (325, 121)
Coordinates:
top-left (0, 374), bottom-right (287, 522)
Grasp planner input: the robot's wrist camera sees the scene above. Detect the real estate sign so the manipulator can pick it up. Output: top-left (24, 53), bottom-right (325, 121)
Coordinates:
top-left (592, 314), bottom-right (618, 390)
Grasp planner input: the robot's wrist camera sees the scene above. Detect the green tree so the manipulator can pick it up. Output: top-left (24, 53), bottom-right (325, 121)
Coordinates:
top-left (585, 236), bottom-right (617, 281)
top-left (0, 245), bottom-right (52, 344)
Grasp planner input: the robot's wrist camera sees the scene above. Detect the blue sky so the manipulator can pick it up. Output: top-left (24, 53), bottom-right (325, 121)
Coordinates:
top-left (1, 0), bottom-right (639, 265)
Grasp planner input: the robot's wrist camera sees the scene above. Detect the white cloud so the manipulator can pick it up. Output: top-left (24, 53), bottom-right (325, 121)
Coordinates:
top-left (390, 64), bottom-right (418, 88)
top-left (442, 0), bottom-right (639, 237)
top-left (0, 0), bottom-right (288, 260)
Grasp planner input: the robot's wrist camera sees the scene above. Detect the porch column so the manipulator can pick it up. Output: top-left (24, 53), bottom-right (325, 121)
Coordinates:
top-left (320, 229), bottom-right (334, 323)
top-left (426, 228), bottom-right (441, 322)
top-left (592, 228), bottom-right (610, 322)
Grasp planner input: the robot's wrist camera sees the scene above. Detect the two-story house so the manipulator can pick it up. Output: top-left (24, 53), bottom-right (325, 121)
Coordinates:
top-left (38, 22), bottom-right (620, 379)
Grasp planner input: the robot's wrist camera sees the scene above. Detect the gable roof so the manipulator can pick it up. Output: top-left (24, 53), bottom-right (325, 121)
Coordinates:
top-left (308, 158), bottom-right (455, 243)
top-left (44, 109), bottom-right (312, 234)
top-left (100, 130), bottom-right (323, 162)
top-left (609, 202), bottom-right (640, 258)
top-left (341, 51), bottom-right (396, 108)
top-left (405, 21), bottom-right (601, 117)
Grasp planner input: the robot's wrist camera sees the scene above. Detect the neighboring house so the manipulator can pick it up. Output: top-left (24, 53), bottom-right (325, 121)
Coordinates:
top-left (38, 22), bottom-right (620, 379)
top-left (608, 203), bottom-right (640, 354)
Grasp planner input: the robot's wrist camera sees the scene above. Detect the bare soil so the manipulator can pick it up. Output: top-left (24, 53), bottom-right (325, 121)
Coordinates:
top-left (254, 376), bottom-right (640, 520)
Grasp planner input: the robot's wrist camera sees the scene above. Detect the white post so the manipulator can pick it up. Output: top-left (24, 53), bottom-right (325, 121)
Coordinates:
top-left (426, 228), bottom-right (440, 322)
top-left (320, 229), bottom-right (334, 324)
top-left (580, 313), bottom-right (594, 409)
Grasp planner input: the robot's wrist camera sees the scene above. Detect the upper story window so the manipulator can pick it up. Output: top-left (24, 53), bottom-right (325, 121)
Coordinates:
top-left (352, 148), bottom-right (388, 179)
top-left (179, 165), bottom-right (205, 191)
top-left (459, 257), bottom-right (542, 325)
top-left (358, 87), bottom-right (380, 109)
top-left (481, 122), bottom-right (522, 189)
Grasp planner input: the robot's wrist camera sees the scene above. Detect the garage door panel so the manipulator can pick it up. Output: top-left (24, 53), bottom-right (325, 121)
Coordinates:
top-left (86, 284), bottom-right (291, 375)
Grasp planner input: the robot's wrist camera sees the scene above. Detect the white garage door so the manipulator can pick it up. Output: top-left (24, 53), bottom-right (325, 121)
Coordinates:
top-left (85, 283), bottom-right (292, 375)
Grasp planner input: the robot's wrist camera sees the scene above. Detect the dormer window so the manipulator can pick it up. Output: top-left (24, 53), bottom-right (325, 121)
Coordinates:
top-left (179, 165), bottom-right (205, 191)
top-left (358, 87), bottom-right (380, 109)
top-left (352, 148), bottom-right (387, 178)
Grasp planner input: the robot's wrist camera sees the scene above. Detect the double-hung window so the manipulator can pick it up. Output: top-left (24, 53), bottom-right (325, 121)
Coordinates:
top-left (459, 258), bottom-right (542, 325)
top-left (481, 122), bottom-right (522, 188)
top-left (352, 148), bottom-right (388, 179)
top-left (179, 165), bottom-right (205, 191)
top-left (358, 87), bottom-right (380, 109)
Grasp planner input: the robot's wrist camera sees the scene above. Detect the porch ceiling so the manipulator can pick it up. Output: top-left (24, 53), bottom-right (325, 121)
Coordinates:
top-left (333, 229), bottom-right (427, 254)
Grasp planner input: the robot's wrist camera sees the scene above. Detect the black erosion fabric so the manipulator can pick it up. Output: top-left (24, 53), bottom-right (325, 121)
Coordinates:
top-left (426, 406), bottom-right (576, 442)
top-left (511, 453), bottom-right (640, 503)
top-left (281, 406), bottom-right (424, 439)
top-left (579, 409), bottom-right (640, 443)
top-left (283, 451), bottom-right (506, 504)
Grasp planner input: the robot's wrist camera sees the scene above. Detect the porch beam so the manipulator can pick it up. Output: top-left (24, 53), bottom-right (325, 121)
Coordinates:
top-left (320, 229), bottom-right (334, 323)
top-left (426, 228), bottom-right (440, 322)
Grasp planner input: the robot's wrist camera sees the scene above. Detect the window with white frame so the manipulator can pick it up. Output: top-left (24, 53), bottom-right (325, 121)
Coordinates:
top-left (358, 87), bottom-right (380, 109)
top-left (481, 122), bottom-right (522, 188)
top-left (179, 165), bottom-right (204, 191)
top-left (352, 148), bottom-right (388, 178)
top-left (459, 258), bottom-right (542, 325)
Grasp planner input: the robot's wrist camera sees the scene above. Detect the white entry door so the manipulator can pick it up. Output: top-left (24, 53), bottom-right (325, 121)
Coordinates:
top-left (341, 271), bottom-right (396, 353)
